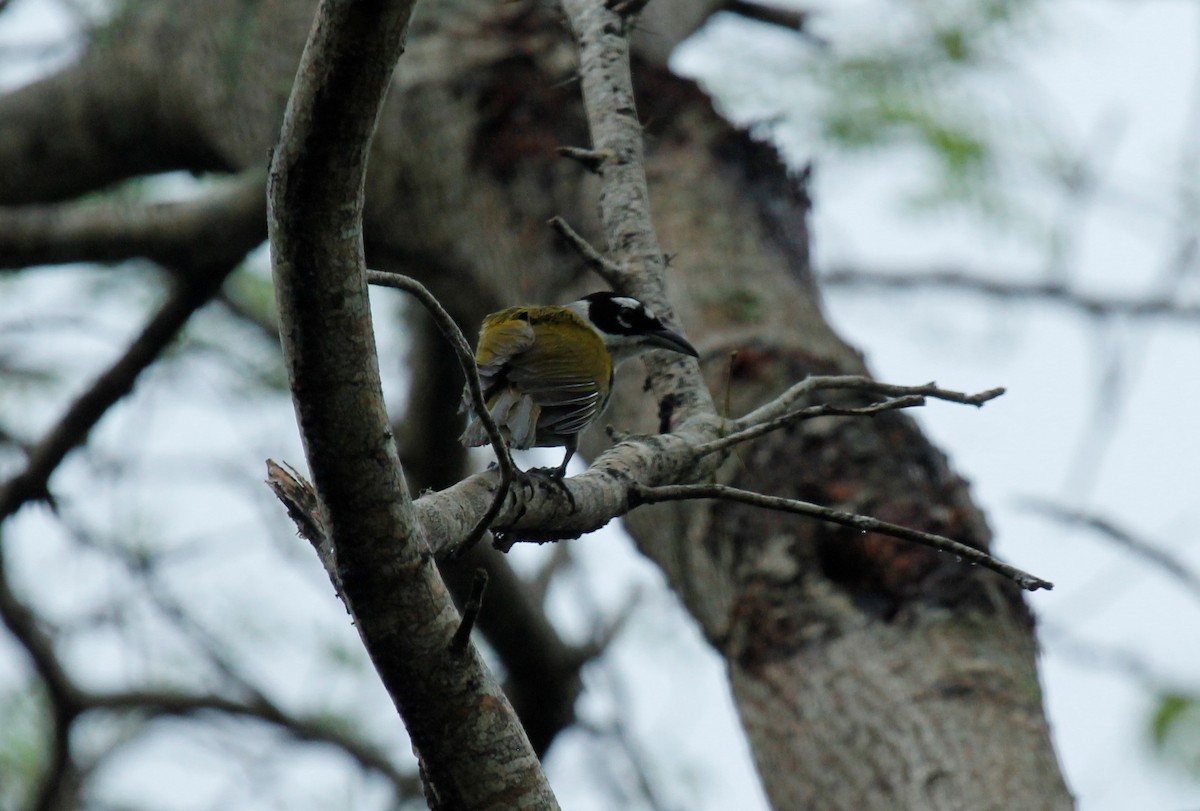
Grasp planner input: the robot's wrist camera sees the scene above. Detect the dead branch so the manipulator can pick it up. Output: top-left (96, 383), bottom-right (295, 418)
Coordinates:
top-left (699, 394), bottom-right (927, 456)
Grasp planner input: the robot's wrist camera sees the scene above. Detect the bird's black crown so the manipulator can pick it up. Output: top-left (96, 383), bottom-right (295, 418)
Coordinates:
top-left (582, 291), bottom-right (664, 337)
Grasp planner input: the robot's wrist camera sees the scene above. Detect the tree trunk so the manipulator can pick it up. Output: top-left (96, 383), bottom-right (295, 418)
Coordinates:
top-left (0, 0), bottom-right (1073, 807)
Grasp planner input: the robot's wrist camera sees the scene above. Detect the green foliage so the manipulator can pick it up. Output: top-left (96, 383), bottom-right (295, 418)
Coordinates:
top-left (1150, 691), bottom-right (1200, 777)
top-left (812, 0), bottom-right (1046, 218)
top-left (0, 682), bottom-right (50, 811)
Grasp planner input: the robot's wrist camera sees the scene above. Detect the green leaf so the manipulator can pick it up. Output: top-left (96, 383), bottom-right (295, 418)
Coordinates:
top-left (1149, 691), bottom-right (1200, 777)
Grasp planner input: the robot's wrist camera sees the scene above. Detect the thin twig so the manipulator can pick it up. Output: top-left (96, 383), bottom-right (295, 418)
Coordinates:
top-left (699, 395), bottom-right (927, 456)
top-left (555, 146), bottom-right (613, 174)
top-left (731, 375), bottom-right (1004, 435)
top-left (633, 483), bottom-right (1053, 592)
top-left (1040, 622), bottom-right (1177, 692)
top-left (366, 270), bottom-right (516, 551)
top-left (577, 585), bottom-right (644, 663)
top-left (0, 540), bottom-right (81, 811)
top-left (604, 0), bottom-right (652, 18)
top-left (725, 0), bottom-right (811, 33)
top-left (547, 216), bottom-right (623, 281)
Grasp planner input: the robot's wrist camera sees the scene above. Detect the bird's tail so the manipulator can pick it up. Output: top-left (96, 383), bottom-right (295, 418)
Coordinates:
top-left (459, 387), bottom-right (540, 449)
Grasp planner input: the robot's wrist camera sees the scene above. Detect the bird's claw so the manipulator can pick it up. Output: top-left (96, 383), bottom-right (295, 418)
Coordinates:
top-left (526, 466), bottom-right (577, 511)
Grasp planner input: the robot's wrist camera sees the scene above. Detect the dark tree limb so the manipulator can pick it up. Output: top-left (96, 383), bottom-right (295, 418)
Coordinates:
top-left (0, 170), bottom-right (266, 274)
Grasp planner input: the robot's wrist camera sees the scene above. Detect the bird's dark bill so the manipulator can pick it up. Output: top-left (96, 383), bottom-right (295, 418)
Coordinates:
top-left (646, 330), bottom-right (699, 357)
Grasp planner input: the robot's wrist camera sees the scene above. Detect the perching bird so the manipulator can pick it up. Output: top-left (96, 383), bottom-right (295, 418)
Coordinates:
top-left (460, 291), bottom-right (699, 476)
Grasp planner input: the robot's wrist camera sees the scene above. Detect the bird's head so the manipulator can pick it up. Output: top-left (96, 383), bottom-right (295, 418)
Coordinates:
top-left (568, 291), bottom-right (699, 365)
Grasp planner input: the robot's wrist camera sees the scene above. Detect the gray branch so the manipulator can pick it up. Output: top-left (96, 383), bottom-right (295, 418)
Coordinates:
top-left (266, 0), bottom-right (555, 806)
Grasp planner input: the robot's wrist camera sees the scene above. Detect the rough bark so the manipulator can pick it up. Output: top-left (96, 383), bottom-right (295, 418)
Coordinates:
top-left (0, 0), bottom-right (1073, 808)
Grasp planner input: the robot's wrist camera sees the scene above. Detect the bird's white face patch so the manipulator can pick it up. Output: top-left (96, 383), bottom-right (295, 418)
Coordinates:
top-left (611, 296), bottom-right (650, 329)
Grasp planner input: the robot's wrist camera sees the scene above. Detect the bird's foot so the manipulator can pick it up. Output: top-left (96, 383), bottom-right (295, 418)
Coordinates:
top-left (526, 465), bottom-right (577, 512)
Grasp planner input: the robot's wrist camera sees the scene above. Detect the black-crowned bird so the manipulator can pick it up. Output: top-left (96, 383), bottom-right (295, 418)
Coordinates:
top-left (460, 291), bottom-right (699, 475)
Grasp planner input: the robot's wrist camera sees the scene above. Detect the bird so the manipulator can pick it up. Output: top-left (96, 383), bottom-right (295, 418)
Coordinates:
top-left (460, 291), bottom-right (699, 476)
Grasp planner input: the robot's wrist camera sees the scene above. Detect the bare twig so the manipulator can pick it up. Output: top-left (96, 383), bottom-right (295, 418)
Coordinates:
top-left (0, 540), bottom-right (81, 811)
top-left (729, 375), bottom-right (1004, 436)
top-left (725, 0), bottom-right (811, 33)
top-left (821, 267), bottom-right (1200, 323)
top-left (548, 216), bottom-right (623, 281)
top-left (529, 543), bottom-right (574, 608)
top-left (632, 483), bottom-right (1053, 591)
top-left (578, 586), bottom-right (643, 661)
top-left (555, 146), bottom-right (613, 173)
top-left (699, 394), bottom-right (927, 456)
top-left (1040, 623), bottom-right (1175, 692)
top-left (367, 269), bottom-right (517, 552)
top-left (583, 665), bottom-right (675, 811)
top-left (1025, 500), bottom-right (1200, 603)
top-left (604, 0), bottom-right (652, 19)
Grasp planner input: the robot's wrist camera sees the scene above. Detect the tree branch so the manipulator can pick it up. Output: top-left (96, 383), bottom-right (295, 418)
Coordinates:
top-left (633, 483), bottom-right (1053, 591)
top-left (86, 689), bottom-right (419, 793)
top-left (699, 394), bottom-right (928, 456)
top-left (406, 373), bottom-right (1013, 586)
top-left (548, 215), bottom-right (623, 277)
top-left (0, 266), bottom-right (236, 520)
top-left (727, 375), bottom-right (1004, 437)
top-left (0, 170), bottom-right (266, 275)
top-left (1025, 500), bottom-right (1200, 603)
top-left (266, 0), bottom-right (555, 806)
top-left (0, 540), bottom-right (82, 811)
top-left (822, 266), bottom-right (1200, 323)
top-left (561, 0), bottom-right (715, 426)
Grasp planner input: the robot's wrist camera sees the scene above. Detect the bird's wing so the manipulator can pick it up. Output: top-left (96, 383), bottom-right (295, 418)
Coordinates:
top-left (506, 317), bottom-right (609, 438)
top-left (473, 312), bottom-right (537, 393)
